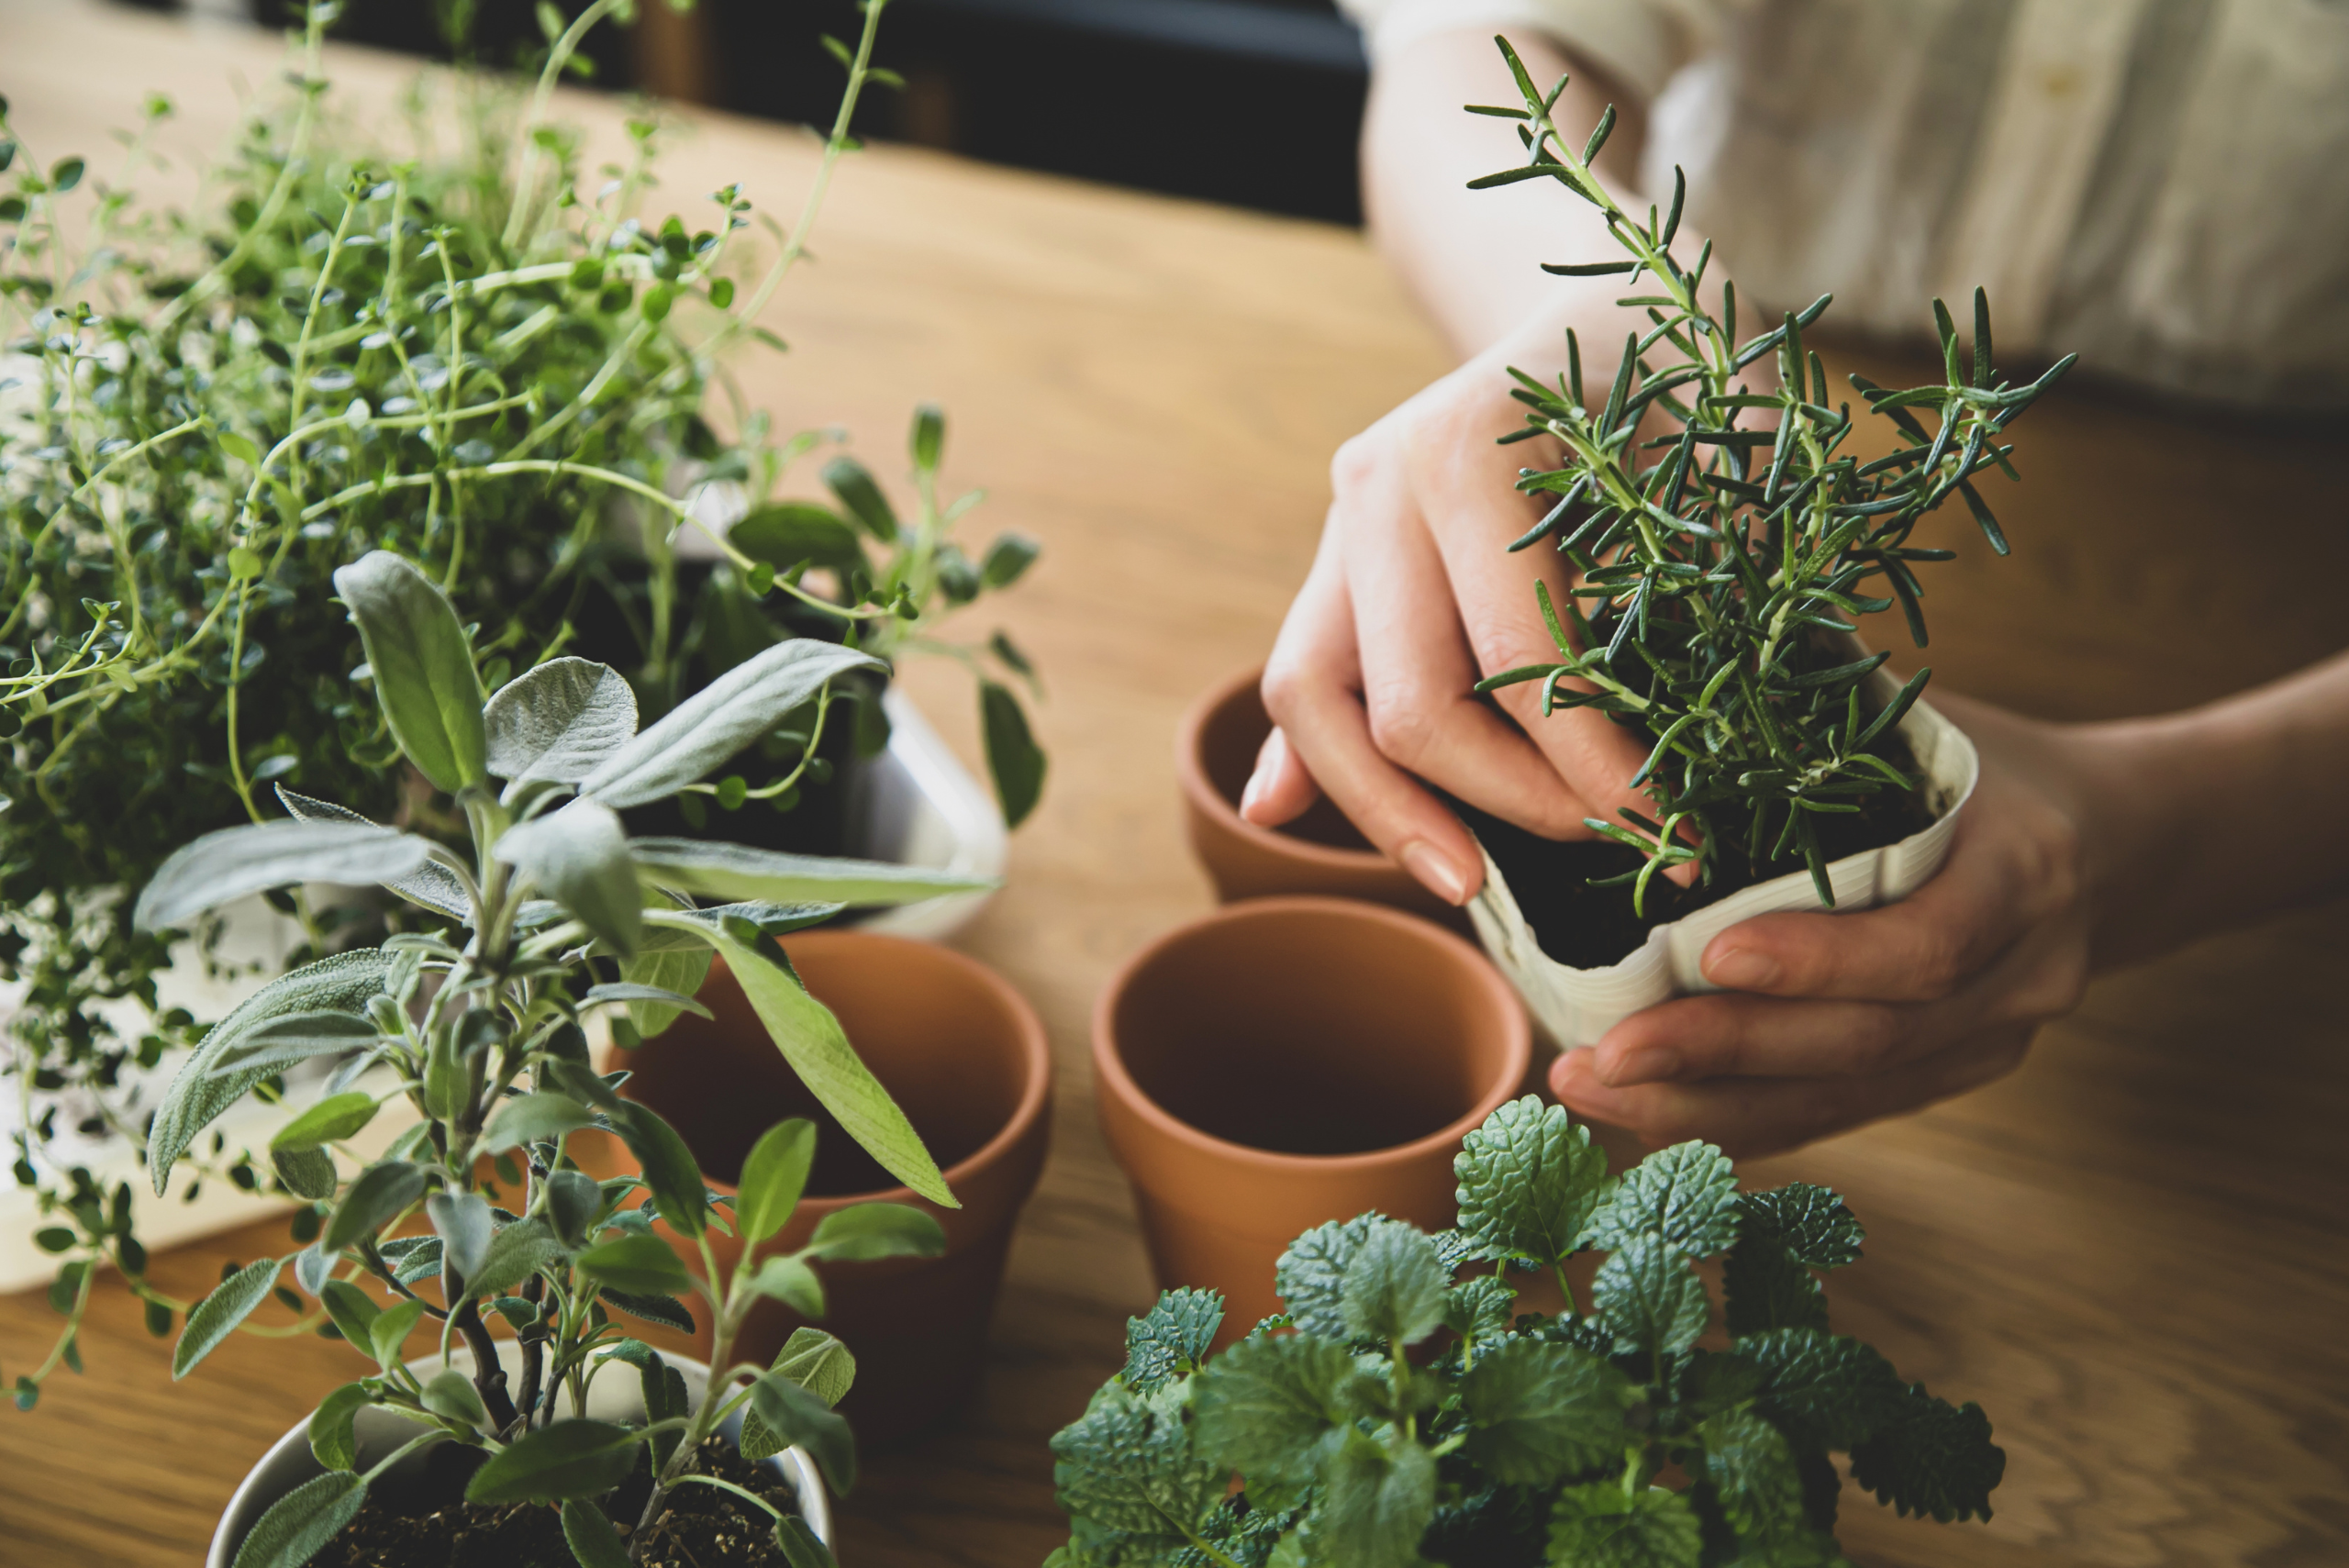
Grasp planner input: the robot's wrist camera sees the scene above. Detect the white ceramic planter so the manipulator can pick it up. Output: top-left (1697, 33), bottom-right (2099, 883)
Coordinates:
top-left (1467, 696), bottom-right (1979, 1049)
top-left (206, 1341), bottom-right (831, 1568)
top-left (852, 687), bottom-right (1007, 941)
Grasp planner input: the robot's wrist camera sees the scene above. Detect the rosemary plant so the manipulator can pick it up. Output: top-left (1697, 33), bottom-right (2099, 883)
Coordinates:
top-left (1466, 40), bottom-right (2073, 916)
top-left (140, 548), bottom-right (978, 1567)
top-left (1, 0), bottom-right (1040, 1404)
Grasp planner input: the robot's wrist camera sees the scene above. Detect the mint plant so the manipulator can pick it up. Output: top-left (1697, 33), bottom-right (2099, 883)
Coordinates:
top-left (1, 0), bottom-right (1041, 1405)
top-left (1466, 40), bottom-right (2073, 915)
top-left (1049, 1097), bottom-right (2002, 1567)
top-left (102, 546), bottom-right (983, 1565)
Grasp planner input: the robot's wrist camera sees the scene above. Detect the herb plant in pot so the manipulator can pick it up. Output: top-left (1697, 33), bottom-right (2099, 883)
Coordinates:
top-left (1093, 896), bottom-right (1529, 1348)
top-left (1450, 44), bottom-right (2075, 1046)
top-left (1050, 1095), bottom-right (2007, 1567)
top-left (572, 930), bottom-right (1053, 1443)
top-left (125, 548), bottom-right (987, 1566)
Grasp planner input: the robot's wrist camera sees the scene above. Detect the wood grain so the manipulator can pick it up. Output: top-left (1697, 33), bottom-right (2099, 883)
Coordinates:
top-left (2, 5), bottom-right (2343, 1564)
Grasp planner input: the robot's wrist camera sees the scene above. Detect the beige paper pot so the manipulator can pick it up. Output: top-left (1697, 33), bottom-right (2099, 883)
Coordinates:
top-left (1093, 896), bottom-right (1530, 1348)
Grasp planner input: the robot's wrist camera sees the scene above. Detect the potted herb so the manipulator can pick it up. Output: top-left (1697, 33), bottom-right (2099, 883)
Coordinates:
top-left (1429, 43), bottom-right (2076, 1044)
top-left (0, 0), bottom-right (1039, 1396)
top-left (128, 547), bottom-right (985, 1564)
top-left (1050, 1095), bottom-right (2005, 1567)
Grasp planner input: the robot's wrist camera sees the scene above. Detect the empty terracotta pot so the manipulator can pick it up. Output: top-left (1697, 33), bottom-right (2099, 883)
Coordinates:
top-left (1094, 896), bottom-right (1530, 1348)
top-left (577, 933), bottom-right (1052, 1444)
top-left (1177, 664), bottom-right (1465, 929)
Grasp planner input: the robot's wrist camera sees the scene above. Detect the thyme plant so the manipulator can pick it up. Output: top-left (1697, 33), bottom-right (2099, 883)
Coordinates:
top-left (1, 0), bottom-right (1040, 1402)
top-left (1049, 1097), bottom-right (2003, 1568)
top-left (1466, 40), bottom-right (2074, 916)
top-left (140, 548), bottom-right (978, 1567)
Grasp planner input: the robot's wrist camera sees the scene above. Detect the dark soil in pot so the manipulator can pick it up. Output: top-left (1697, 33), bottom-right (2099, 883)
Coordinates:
top-left (1450, 730), bottom-right (1937, 971)
top-left (309, 1437), bottom-right (799, 1568)
top-left (568, 551), bottom-right (891, 864)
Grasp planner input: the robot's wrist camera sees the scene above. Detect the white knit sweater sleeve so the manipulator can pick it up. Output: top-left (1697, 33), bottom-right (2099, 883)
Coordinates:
top-left (1332, 0), bottom-right (1729, 101)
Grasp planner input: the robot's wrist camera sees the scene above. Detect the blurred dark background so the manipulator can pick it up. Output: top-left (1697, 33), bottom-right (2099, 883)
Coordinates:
top-left (201, 0), bottom-right (1369, 223)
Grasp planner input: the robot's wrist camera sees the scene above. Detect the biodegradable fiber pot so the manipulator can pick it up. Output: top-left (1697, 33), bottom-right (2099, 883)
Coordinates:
top-left (1094, 896), bottom-right (1530, 1348)
top-left (1178, 665), bottom-right (1464, 928)
top-left (584, 933), bottom-right (1052, 1445)
top-left (1469, 688), bottom-right (1981, 1048)
top-left (206, 1342), bottom-right (829, 1568)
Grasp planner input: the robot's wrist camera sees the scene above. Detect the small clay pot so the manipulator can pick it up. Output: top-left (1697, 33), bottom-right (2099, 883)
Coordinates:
top-left (1094, 896), bottom-right (1530, 1347)
top-left (1177, 665), bottom-right (1464, 928)
top-left (579, 933), bottom-right (1052, 1445)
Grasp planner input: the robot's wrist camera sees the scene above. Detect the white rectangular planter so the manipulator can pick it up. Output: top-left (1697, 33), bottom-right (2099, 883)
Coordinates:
top-left (1466, 698), bottom-right (1979, 1050)
top-left (852, 687), bottom-right (1008, 941)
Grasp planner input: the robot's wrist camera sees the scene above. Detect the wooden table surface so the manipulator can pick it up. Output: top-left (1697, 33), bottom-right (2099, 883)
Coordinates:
top-left (4, 6), bottom-right (2346, 1565)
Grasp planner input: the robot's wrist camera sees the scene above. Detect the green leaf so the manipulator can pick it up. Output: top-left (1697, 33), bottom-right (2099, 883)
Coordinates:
top-left (979, 681), bottom-right (1046, 828)
top-left (275, 788), bottom-right (473, 918)
top-left (307, 1382), bottom-right (373, 1471)
top-left (546, 1169), bottom-right (609, 1248)
top-left (772, 1515), bottom-right (838, 1568)
top-left (469, 1216), bottom-right (562, 1301)
top-left (428, 1191), bottom-right (494, 1282)
top-left (1739, 1184), bottom-right (1864, 1270)
top-left (821, 455), bottom-right (897, 540)
top-left (742, 1329), bottom-right (857, 1460)
top-left (735, 1118), bottom-right (818, 1244)
top-left (806, 1202), bottom-right (946, 1262)
top-left (50, 155), bottom-right (84, 192)
top-left (482, 1092), bottom-right (600, 1152)
top-left (617, 942), bottom-right (715, 1040)
top-left (561, 1497), bottom-right (633, 1568)
top-left (1337, 1218), bottom-right (1447, 1347)
top-left (1311, 1430), bottom-right (1436, 1568)
top-left (583, 981), bottom-right (712, 1019)
top-left (1721, 1234), bottom-right (1829, 1340)
top-left (626, 840), bottom-right (993, 906)
top-left (1699, 1406), bottom-right (1808, 1537)
top-left (644, 910), bottom-right (953, 1207)
top-left (466, 1418), bottom-right (644, 1505)
top-left (749, 1254), bottom-right (826, 1317)
top-left (229, 1471), bottom-right (368, 1568)
top-left (484, 657), bottom-right (639, 784)
top-left (751, 1372), bottom-right (857, 1494)
top-left (602, 1288), bottom-right (696, 1332)
top-left (1457, 1337), bottom-right (1638, 1484)
top-left (1547, 1484), bottom-right (1702, 1568)
top-left (1120, 1288), bottom-right (1223, 1394)
top-left (495, 797), bottom-right (641, 959)
top-left (1455, 1095), bottom-right (1612, 1270)
top-left (227, 546), bottom-right (265, 580)
top-left (576, 1233), bottom-right (692, 1297)
top-left (134, 820), bottom-right (431, 932)
top-left (271, 1091), bottom-right (380, 1153)
top-left (208, 1009), bottom-right (380, 1077)
top-left (979, 531), bottom-right (1040, 589)
top-left (421, 1365), bottom-right (491, 1430)
top-left (577, 639), bottom-right (884, 808)
top-left (272, 1146), bottom-right (339, 1201)
top-left (1582, 1140), bottom-right (1739, 1261)
top-left (731, 503), bottom-right (867, 576)
top-left (1847, 1383), bottom-right (2005, 1523)
top-left (323, 1162), bottom-right (426, 1254)
top-left (333, 550), bottom-right (489, 794)
top-left (317, 1280), bottom-right (382, 1350)
top-left (1591, 1234), bottom-right (1709, 1361)
top-left (217, 428), bottom-right (262, 465)
top-left (367, 1297), bottom-right (426, 1370)
top-left (1273, 1213), bottom-right (1384, 1340)
top-left (613, 1101), bottom-right (711, 1239)
top-left (1737, 1327), bottom-right (1905, 1450)
top-left (910, 404), bottom-right (945, 471)
top-left (1190, 1332), bottom-right (1352, 1485)
top-left (1049, 1380), bottom-right (1222, 1551)
top-left (175, 1255), bottom-right (282, 1378)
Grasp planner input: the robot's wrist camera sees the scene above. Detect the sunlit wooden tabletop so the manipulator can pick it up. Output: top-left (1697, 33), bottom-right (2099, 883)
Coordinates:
top-left (3, 5), bottom-right (2345, 1565)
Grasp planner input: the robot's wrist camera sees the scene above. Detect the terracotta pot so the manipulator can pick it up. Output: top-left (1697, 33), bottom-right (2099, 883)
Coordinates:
top-left (1177, 665), bottom-right (1466, 929)
top-left (1094, 896), bottom-right (1530, 1348)
top-left (577, 932), bottom-right (1052, 1444)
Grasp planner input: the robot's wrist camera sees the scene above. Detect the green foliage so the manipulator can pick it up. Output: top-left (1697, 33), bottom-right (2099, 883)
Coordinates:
top-left (1049, 1095), bottom-right (2004, 1565)
top-left (1465, 39), bottom-right (2071, 912)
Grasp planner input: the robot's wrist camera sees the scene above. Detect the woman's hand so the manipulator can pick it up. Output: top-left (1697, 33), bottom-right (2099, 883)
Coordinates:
top-left (1549, 695), bottom-right (2108, 1154)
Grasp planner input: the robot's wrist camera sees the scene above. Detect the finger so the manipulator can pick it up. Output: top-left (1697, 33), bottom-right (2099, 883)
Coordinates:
top-left (1239, 726), bottom-right (1319, 828)
top-left (1550, 1026), bottom-right (2033, 1158)
top-left (1338, 443), bottom-right (1595, 840)
top-left (1697, 798), bottom-right (2069, 1002)
top-left (1263, 524), bottom-right (1484, 904)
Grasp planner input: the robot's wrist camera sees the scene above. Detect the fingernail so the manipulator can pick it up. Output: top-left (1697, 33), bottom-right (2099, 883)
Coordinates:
top-left (1399, 841), bottom-right (1470, 906)
top-left (1706, 947), bottom-right (1781, 991)
top-left (1238, 767), bottom-right (1267, 822)
top-left (1602, 1044), bottom-right (1681, 1087)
